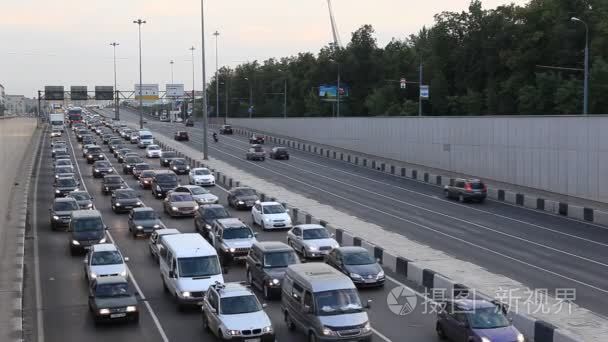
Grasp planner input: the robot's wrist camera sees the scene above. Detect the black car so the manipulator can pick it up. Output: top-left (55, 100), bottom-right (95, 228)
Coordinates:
top-left (174, 131), bottom-right (189, 141)
top-left (160, 151), bottom-right (177, 167)
top-left (92, 160), bottom-right (114, 178)
top-left (128, 207), bottom-right (164, 237)
top-left (132, 163), bottom-right (151, 179)
top-left (194, 204), bottom-right (231, 240)
top-left (68, 210), bottom-right (107, 255)
top-left (76, 129), bottom-right (88, 141)
top-left (245, 241), bottom-right (299, 299)
top-left (53, 150), bottom-right (70, 160)
top-left (169, 158), bottom-right (190, 174)
top-left (102, 134), bottom-right (114, 144)
top-left (108, 139), bottom-right (123, 153)
top-left (49, 197), bottom-right (80, 231)
top-left (184, 118), bottom-right (194, 126)
top-left (123, 155), bottom-right (144, 174)
top-left (88, 276), bottom-right (139, 324)
top-left (151, 170), bottom-right (178, 199)
top-left (219, 124), bottom-right (233, 135)
top-left (325, 246), bottom-right (385, 288)
top-left (444, 178), bottom-right (487, 203)
top-left (69, 190), bottom-right (94, 210)
top-left (227, 187), bottom-right (259, 209)
top-left (269, 147), bottom-right (289, 160)
top-left (101, 175), bottom-right (125, 195)
top-left (116, 148), bottom-right (132, 163)
top-left (81, 135), bottom-right (95, 146)
top-left (54, 176), bottom-right (79, 197)
top-left (111, 188), bottom-right (143, 213)
top-left (85, 146), bottom-right (105, 164)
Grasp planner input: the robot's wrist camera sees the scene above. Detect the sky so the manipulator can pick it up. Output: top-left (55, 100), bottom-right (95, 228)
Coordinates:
top-left (0, 0), bottom-right (528, 97)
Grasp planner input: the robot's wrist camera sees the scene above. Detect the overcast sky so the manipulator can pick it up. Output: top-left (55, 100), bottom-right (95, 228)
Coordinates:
top-left (1, 0), bottom-right (527, 97)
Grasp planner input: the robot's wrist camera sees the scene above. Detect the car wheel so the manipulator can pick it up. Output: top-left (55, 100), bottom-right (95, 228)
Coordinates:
top-left (284, 312), bottom-right (295, 331)
top-left (301, 247), bottom-right (307, 259)
top-left (444, 189), bottom-right (450, 198)
top-left (436, 323), bottom-right (447, 340)
top-left (458, 194), bottom-right (465, 203)
top-left (309, 332), bottom-right (318, 342)
top-left (286, 156), bottom-right (290, 160)
top-left (261, 221), bottom-right (266, 231)
top-left (251, 215), bottom-right (257, 226)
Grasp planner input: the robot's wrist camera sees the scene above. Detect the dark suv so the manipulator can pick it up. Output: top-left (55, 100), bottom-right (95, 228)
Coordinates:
top-left (444, 178), bottom-right (487, 203)
top-left (101, 175), bottom-right (125, 195)
top-left (194, 204), bottom-right (231, 240)
top-left (219, 125), bottom-right (233, 134)
top-left (269, 147), bottom-right (289, 160)
top-left (245, 241), bottom-right (299, 299)
top-left (151, 170), bottom-right (178, 199)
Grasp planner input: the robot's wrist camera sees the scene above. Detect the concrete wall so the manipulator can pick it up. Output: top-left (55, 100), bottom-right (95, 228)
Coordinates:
top-left (228, 116), bottom-right (608, 203)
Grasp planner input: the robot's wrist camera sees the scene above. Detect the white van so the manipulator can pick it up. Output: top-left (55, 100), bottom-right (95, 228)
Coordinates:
top-left (137, 130), bottom-right (154, 148)
top-left (158, 233), bottom-right (223, 308)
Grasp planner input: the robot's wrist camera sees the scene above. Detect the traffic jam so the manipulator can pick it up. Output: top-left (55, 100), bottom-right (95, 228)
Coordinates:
top-left (46, 107), bottom-right (524, 342)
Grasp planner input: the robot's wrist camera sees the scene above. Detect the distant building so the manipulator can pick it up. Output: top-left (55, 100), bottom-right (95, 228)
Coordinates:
top-left (6, 95), bottom-right (26, 115)
top-left (0, 84), bottom-right (5, 115)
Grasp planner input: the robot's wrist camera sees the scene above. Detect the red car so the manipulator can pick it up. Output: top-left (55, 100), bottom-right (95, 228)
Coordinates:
top-left (139, 170), bottom-right (155, 189)
top-left (249, 133), bottom-right (264, 144)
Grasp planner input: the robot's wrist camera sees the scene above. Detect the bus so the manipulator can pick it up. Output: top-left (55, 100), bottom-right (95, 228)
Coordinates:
top-left (67, 107), bottom-right (83, 126)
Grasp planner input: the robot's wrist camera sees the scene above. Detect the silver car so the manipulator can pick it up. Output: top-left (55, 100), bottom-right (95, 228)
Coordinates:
top-left (173, 185), bottom-right (218, 205)
top-left (148, 228), bottom-right (181, 262)
top-left (83, 243), bottom-right (128, 283)
top-left (287, 224), bottom-right (339, 259)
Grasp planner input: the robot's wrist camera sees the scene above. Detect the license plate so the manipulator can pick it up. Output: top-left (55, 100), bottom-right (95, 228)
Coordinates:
top-left (124, 206), bottom-right (132, 209)
top-left (244, 339), bottom-right (260, 342)
top-left (110, 313), bottom-right (126, 318)
top-left (365, 279), bottom-right (377, 283)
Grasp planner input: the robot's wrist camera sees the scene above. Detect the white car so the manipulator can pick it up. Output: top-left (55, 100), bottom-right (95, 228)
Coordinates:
top-left (50, 128), bottom-right (63, 137)
top-left (286, 224), bottom-right (339, 259)
top-left (251, 201), bottom-right (292, 230)
top-left (172, 185), bottom-right (218, 205)
top-left (146, 144), bottom-right (162, 158)
top-left (83, 243), bottom-right (128, 283)
top-left (148, 228), bottom-right (181, 263)
top-left (188, 167), bottom-right (215, 186)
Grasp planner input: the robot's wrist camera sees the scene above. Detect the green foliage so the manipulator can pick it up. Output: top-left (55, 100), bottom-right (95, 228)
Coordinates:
top-left (208, 0), bottom-right (607, 116)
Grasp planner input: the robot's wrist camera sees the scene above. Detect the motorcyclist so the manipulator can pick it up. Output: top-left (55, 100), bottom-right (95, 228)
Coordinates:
top-left (212, 132), bottom-right (218, 142)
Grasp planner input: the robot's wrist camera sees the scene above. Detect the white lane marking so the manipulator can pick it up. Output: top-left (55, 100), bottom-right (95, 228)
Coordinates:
top-left (213, 138), bottom-right (608, 266)
top-left (33, 129), bottom-right (46, 342)
top-left (215, 128), bottom-right (608, 232)
top-left (66, 130), bottom-right (170, 342)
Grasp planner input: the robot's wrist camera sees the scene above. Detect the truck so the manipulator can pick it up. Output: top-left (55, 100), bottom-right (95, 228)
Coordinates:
top-left (49, 113), bottom-right (65, 132)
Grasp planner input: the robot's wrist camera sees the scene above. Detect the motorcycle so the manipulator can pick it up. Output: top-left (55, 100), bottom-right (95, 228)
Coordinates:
top-left (212, 133), bottom-right (218, 143)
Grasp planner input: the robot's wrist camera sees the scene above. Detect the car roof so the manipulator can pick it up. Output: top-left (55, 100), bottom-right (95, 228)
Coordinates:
top-left (213, 282), bottom-right (254, 298)
top-left (132, 207), bottom-right (154, 213)
top-left (232, 187), bottom-right (254, 191)
top-left (54, 197), bottom-right (77, 203)
top-left (104, 174), bottom-right (122, 179)
top-left (295, 224), bottom-right (325, 230)
top-left (180, 185), bottom-right (201, 189)
top-left (217, 218), bottom-right (246, 228)
top-left (91, 243), bottom-right (118, 252)
top-left (192, 167), bottom-right (210, 171)
top-left (114, 188), bottom-right (135, 193)
top-left (95, 275), bottom-right (128, 286)
top-left (287, 263), bottom-right (355, 292)
top-left (155, 228), bottom-right (181, 236)
top-left (71, 209), bottom-right (102, 218)
top-left (254, 241), bottom-right (292, 252)
top-left (160, 233), bottom-right (215, 257)
top-left (154, 170), bottom-right (176, 175)
top-left (337, 246), bottom-right (369, 254)
top-left (201, 204), bottom-right (224, 209)
top-left (260, 201), bottom-right (281, 206)
top-left (451, 299), bottom-right (495, 311)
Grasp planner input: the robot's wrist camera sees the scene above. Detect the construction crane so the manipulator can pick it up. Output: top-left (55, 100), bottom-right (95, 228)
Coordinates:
top-left (326, 0), bottom-right (342, 48)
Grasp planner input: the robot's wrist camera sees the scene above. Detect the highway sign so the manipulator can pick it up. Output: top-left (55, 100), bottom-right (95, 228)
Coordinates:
top-left (44, 86), bottom-right (64, 101)
top-left (95, 86), bottom-right (114, 100)
top-left (420, 85), bottom-right (430, 99)
top-left (135, 84), bottom-right (159, 101)
top-left (70, 86), bottom-right (88, 100)
top-left (166, 84), bottom-right (184, 97)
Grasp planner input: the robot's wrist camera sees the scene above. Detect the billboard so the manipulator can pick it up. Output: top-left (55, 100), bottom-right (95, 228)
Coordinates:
top-left (319, 84), bottom-right (349, 102)
top-left (95, 86), bottom-right (114, 100)
top-left (166, 84), bottom-right (185, 97)
top-left (70, 86), bottom-right (88, 100)
top-left (134, 84), bottom-right (159, 101)
top-left (44, 86), bottom-right (64, 101)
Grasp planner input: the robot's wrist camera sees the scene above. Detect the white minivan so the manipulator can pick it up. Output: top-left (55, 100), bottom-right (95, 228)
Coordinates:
top-left (137, 130), bottom-right (154, 148)
top-left (158, 233), bottom-right (224, 308)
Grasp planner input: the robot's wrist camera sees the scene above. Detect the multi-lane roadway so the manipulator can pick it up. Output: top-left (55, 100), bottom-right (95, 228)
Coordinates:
top-left (111, 108), bottom-right (608, 319)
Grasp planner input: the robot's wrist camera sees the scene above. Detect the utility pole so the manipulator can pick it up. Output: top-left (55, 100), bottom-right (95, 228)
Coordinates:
top-left (337, 64), bottom-right (341, 118)
top-left (245, 77), bottom-right (253, 118)
top-left (418, 62), bottom-right (423, 117)
top-left (200, 0), bottom-right (209, 159)
top-left (213, 30), bottom-right (220, 118)
top-left (170, 60), bottom-right (174, 84)
top-left (189, 46), bottom-right (195, 121)
top-left (571, 17), bottom-right (589, 115)
top-left (283, 78), bottom-right (287, 118)
top-left (110, 42), bottom-right (120, 121)
top-left (133, 19), bottom-right (146, 129)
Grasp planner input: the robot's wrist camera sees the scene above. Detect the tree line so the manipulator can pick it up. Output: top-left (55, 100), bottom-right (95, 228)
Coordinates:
top-left (201, 0), bottom-right (608, 117)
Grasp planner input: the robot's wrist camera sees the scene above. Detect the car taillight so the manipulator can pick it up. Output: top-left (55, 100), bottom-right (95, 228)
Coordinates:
top-left (464, 183), bottom-right (472, 191)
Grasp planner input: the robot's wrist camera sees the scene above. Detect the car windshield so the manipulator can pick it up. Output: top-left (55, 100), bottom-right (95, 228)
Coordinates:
top-left (235, 189), bottom-right (256, 196)
top-left (91, 251), bottom-right (122, 265)
top-left (88, 147), bottom-right (101, 153)
top-left (156, 174), bottom-right (177, 183)
top-left (190, 187), bottom-right (209, 195)
top-left (148, 145), bottom-right (160, 150)
top-left (194, 169), bottom-right (210, 175)
top-left (72, 217), bottom-right (103, 232)
top-left (203, 207), bottom-right (229, 219)
top-left (223, 227), bottom-right (254, 239)
top-left (303, 228), bottom-right (330, 240)
top-left (141, 134), bottom-right (152, 139)
top-left (115, 190), bottom-right (137, 199)
top-left (171, 194), bottom-right (193, 202)
top-left (275, 148), bottom-right (287, 152)
top-left (105, 177), bottom-right (122, 184)
top-left (55, 167), bottom-right (72, 173)
top-left (264, 251), bottom-right (299, 268)
top-left (223, 125), bottom-right (231, 129)
top-left (172, 159), bottom-right (185, 165)
top-left (135, 164), bottom-right (150, 170)
top-left (220, 295), bottom-right (261, 315)
top-left (95, 161), bottom-right (111, 168)
top-left (466, 307), bottom-right (510, 329)
top-left (178, 256), bottom-right (221, 277)
top-left (315, 289), bottom-right (363, 316)
top-left (57, 178), bottom-right (77, 187)
top-left (262, 204), bottom-right (285, 214)
top-left (162, 151), bottom-right (176, 158)
top-left (252, 146), bottom-right (264, 152)
top-left (54, 201), bottom-right (79, 211)
top-left (70, 192), bottom-right (91, 201)
top-left (343, 251), bottom-right (376, 265)
top-left (95, 283), bottom-right (130, 298)
top-left (141, 171), bottom-right (155, 178)
top-left (126, 157), bottom-right (143, 164)
top-left (134, 211), bottom-right (156, 220)
top-left (56, 160), bottom-right (71, 166)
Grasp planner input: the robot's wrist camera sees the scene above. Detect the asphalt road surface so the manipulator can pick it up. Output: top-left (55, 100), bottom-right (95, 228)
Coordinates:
top-left (32, 125), bottom-right (439, 341)
top-left (111, 108), bottom-right (608, 318)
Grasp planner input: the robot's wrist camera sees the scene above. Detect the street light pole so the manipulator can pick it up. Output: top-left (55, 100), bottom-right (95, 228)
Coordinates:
top-left (110, 42), bottom-right (120, 121)
top-left (189, 46), bottom-right (195, 121)
top-left (133, 19), bottom-right (146, 129)
top-left (200, 0), bottom-right (209, 159)
top-left (418, 62), bottom-right (423, 116)
top-left (244, 77), bottom-right (253, 118)
top-left (213, 30), bottom-right (220, 118)
top-left (170, 60), bottom-right (174, 84)
top-left (571, 17), bottom-right (589, 115)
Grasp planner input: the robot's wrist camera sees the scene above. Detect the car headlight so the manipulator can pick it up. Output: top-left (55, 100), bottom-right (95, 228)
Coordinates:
top-left (94, 169), bottom-right (99, 172)
top-left (126, 306), bottom-right (137, 312)
top-left (227, 330), bottom-right (241, 336)
top-left (377, 270), bottom-right (385, 278)
top-left (136, 201), bottom-right (142, 205)
top-left (264, 217), bottom-right (272, 223)
top-left (171, 206), bottom-right (178, 211)
top-left (205, 224), bottom-right (211, 229)
top-left (322, 326), bottom-right (339, 336)
top-left (53, 215), bottom-right (59, 220)
top-left (308, 246), bottom-right (318, 251)
top-left (99, 308), bottom-right (110, 315)
top-left (144, 180), bottom-right (150, 184)
top-left (193, 205), bottom-right (199, 210)
top-left (517, 333), bottom-right (525, 342)
top-left (71, 240), bottom-right (80, 245)
top-left (173, 166), bottom-right (178, 170)
top-left (229, 247), bottom-right (236, 253)
top-left (120, 270), bottom-right (127, 277)
top-left (55, 189), bottom-right (60, 193)
top-left (99, 237), bottom-right (107, 243)
top-left (262, 325), bottom-right (273, 333)
top-left (115, 203), bottom-right (121, 206)
top-left (350, 273), bottom-right (362, 279)
top-left (186, 166), bottom-right (190, 169)
top-left (271, 278), bottom-right (280, 285)
top-left (87, 154), bottom-right (92, 157)
top-left (361, 322), bottom-right (372, 333)
top-left (89, 272), bottom-right (97, 279)
top-left (86, 203), bottom-right (93, 208)
top-left (182, 291), bottom-right (191, 298)
top-left (136, 225), bottom-right (143, 230)
top-left (153, 224), bottom-right (160, 229)
top-left (481, 338), bottom-right (491, 342)
top-left (238, 200), bottom-right (244, 204)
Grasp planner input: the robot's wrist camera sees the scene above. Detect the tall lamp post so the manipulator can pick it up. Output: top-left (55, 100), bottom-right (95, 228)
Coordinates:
top-left (189, 46), bottom-right (196, 121)
top-left (200, 0), bottom-right (209, 159)
top-left (571, 17), bottom-right (589, 115)
top-left (277, 69), bottom-right (288, 118)
top-left (213, 30), bottom-right (220, 118)
top-left (170, 60), bottom-right (174, 84)
top-left (110, 42), bottom-right (120, 120)
top-left (133, 18), bottom-right (146, 129)
top-left (244, 77), bottom-right (253, 118)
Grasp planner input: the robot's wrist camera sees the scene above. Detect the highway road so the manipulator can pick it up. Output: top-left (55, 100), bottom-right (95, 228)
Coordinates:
top-left (32, 125), bottom-right (439, 341)
top-left (111, 108), bottom-right (608, 319)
